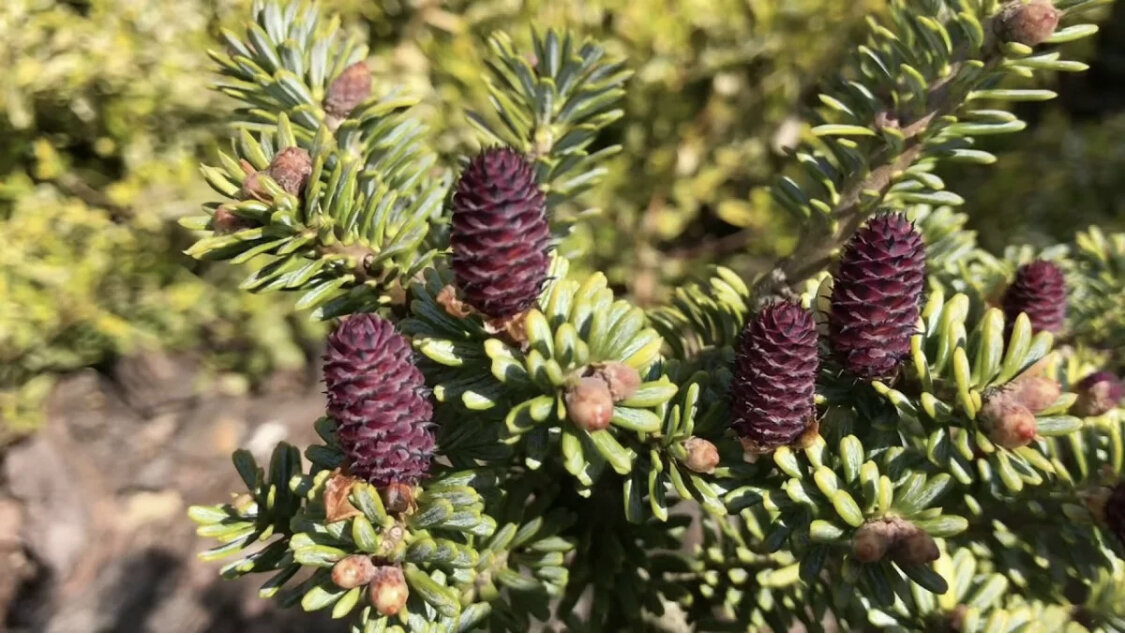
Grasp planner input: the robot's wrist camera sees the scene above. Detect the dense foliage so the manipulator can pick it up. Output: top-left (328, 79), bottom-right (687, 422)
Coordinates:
top-left (179, 1), bottom-right (1125, 632)
top-left (0, 0), bottom-right (886, 439)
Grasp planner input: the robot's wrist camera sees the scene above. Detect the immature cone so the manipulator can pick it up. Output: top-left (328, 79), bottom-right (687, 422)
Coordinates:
top-left (829, 213), bottom-right (926, 380)
top-left (382, 483), bottom-right (415, 515)
top-left (1008, 375), bottom-right (1061, 413)
top-left (890, 525), bottom-right (940, 565)
top-left (853, 517), bottom-right (938, 564)
top-left (731, 301), bottom-right (819, 452)
top-left (368, 566), bottom-right (409, 616)
top-left (591, 362), bottom-right (642, 402)
top-left (450, 148), bottom-right (551, 319)
top-left (682, 437), bottom-right (720, 474)
top-left (324, 61), bottom-right (372, 119)
top-left (240, 170), bottom-right (268, 201)
top-left (980, 392), bottom-right (1037, 449)
top-left (212, 205), bottom-right (256, 233)
top-left (239, 148), bottom-right (311, 200)
top-left (268, 147), bottom-right (312, 196)
top-left (323, 314), bottom-right (435, 487)
top-left (565, 377), bottom-right (614, 432)
top-left (332, 555), bottom-right (376, 589)
top-left (852, 518), bottom-right (904, 563)
top-left (853, 523), bottom-right (893, 563)
top-left (1073, 371), bottom-right (1124, 417)
top-left (1002, 260), bottom-right (1067, 334)
top-left (995, 0), bottom-right (1061, 47)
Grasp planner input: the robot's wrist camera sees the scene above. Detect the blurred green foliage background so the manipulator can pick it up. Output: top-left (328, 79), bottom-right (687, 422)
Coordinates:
top-left (2, 0), bottom-right (1123, 441)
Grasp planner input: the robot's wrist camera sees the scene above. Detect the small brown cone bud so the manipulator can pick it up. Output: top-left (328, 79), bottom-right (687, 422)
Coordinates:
top-left (268, 147), bottom-right (312, 197)
top-left (381, 483), bottom-right (416, 515)
top-left (212, 205), bottom-right (255, 233)
top-left (591, 362), bottom-right (642, 402)
top-left (853, 521), bottom-right (895, 563)
top-left (325, 61), bottom-right (372, 119)
top-left (981, 393), bottom-right (1037, 449)
top-left (240, 171), bottom-right (269, 201)
top-left (995, 0), bottom-right (1061, 47)
top-left (369, 565), bottom-right (409, 616)
top-left (565, 377), bottom-right (614, 431)
top-left (332, 555), bottom-right (376, 589)
top-left (891, 525), bottom-right (940, 565)
top-left (682, 437), bottom-right (720, 474)
top-left (1009, 376), bottom-right (1061, 413)
top-left (1073, 372), bottom-right (1124, 417)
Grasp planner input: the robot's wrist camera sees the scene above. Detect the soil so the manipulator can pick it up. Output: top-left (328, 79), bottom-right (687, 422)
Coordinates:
top-left (0, 352), bottom-right (341, 632)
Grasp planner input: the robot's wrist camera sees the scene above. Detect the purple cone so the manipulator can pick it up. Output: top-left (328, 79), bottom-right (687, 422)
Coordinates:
top-left (323, 314), bottom-right (434, 486)
top-left (450, 148), bottom-right (551, 319)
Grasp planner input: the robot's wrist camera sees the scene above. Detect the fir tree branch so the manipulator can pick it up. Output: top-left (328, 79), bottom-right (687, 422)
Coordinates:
top-left (752, 2), bottom-right (1098, 300)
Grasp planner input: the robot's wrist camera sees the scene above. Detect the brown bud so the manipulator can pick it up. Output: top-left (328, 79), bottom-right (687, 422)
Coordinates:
top-left (564, 377), bottom-right (614, 432)
top-left (325, 61), bottom-right (372, 119)
top-left (381, 483), bottom-right (416, 515)
top-left (240, 170), bottom-right (269, 201)
top-left (1009, 375), bottom-right (1061, 413)
top-left (268, 147), bottom-right (312, 197)
top-left (852, 521), bottom-right (894, 563)
top-left (368, 565), bottom-right (409, 616)
top-left (891, 525), bottom-right (940, 565)
top-left (212, 205), bottom-right (255, 233)
top-left (981, 392), bottom-right (1037, 449)
top-left (682, 437), bottom-right (720, 474)
top-left (995, 0), bottom-right (1060, 47)
top-left (1073, 372), bottom-right (1124, 417)
top-left (591, 362), bottom-right (642, 402)
top-left (331, 554), bottom-right (376, 589)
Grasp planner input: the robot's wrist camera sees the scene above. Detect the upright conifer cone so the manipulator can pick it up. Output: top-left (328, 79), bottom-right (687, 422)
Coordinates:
top-left (731, 301), bottom-right (819, 451)
top-left (323, 314), bottom-right (435, 487)
top-left (324, 61), bottom-right (372, 119)
top-left (1001, 260), bottom-right (1067, 334)
top-left (450, 148), bottom-right (551, 319)
top-left (829, 212), bottom-right (926, 380)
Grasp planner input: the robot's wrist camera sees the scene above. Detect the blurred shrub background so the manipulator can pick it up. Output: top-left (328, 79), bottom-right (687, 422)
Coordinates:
top-left (1, 0), bottom-right (1122, 442)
